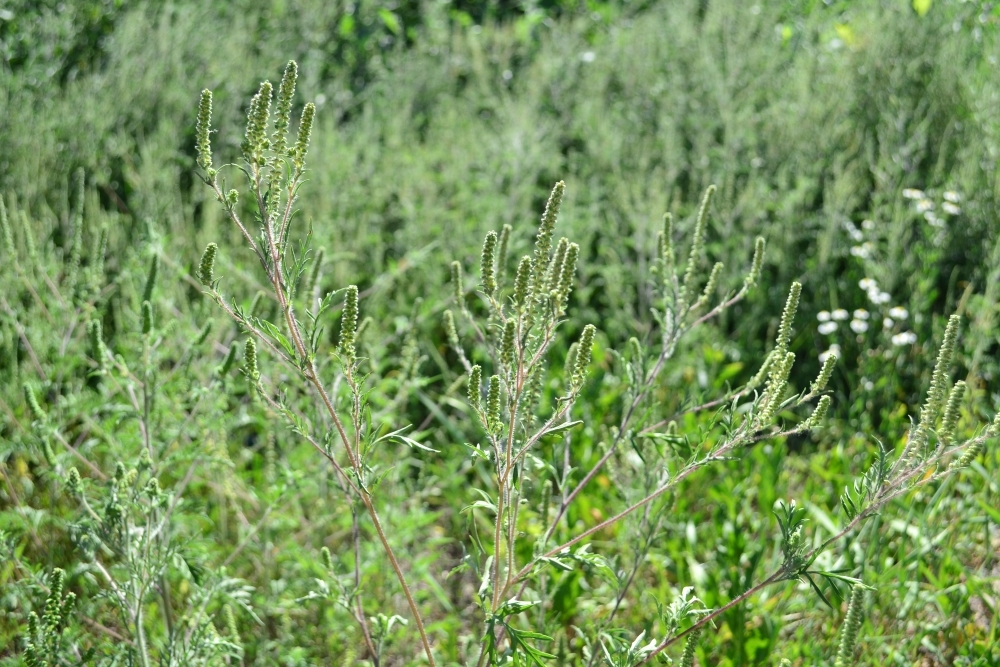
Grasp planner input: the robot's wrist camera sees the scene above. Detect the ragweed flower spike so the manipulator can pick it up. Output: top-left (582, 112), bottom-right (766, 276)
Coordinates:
top-left (555, 242), bottom-right (580, 311)
top-left (922, 314), bottom-right (960, 427)
top-left (513, 256), bottom-right (532, 309)
top-left (0, 195), bottom-right (14, 258)
top-left (198, 243), bottom-right (218, 287)
top-left (243, 81), bottom-right (273, 165)
top-left (745, 236), bottom-right (766, 288)
top-left (804, 395), bottom-right (831, 430)
top-left (696, 261), bottom-right (724, 308)
top-left (244, 338), bottom-right (259, 382)
top-left (833, 585), bottom-right (865, 667)
top-left (533, 181), bottom-right (565, 285)
top-left (486, 375), bottom-right (502, 432)
top-left (775, 282), bottom-right (802, 351)
top-left (468, 365), bottom-right (482, 412)
top-left (500, 318), bottom-right (517, 371)
top-left (340, 285), bottom-right (359, 364)
top-left (141, 301), bottom-right (154, 335)
top-left (87, 319), bottom-right (104, 361)
top-left (273, 61), bottom-right (298, 158)
top-left (196, 89), bottom-right (214, 172)
top-left (572, 324), bottom-right (597, 387)
top-left (661, 212), bottom-right (675, 273)
top-left (939, 380), bottom-right (966, 446)
top-left (451, 261), bottom-right (464, 305)
top-left (293, 102), bottom-right (316, 170)
top-left (497, 224), bottom-right (512, 282)
top-left (679, 626), bottom-right (702, 667)
top-left (481, 230), bottom-right (498, 295)
top-left (811, 353), bottom-right (837, 394)
top-left (443, 310), bottom-right (460, 349)
top-left (682, 184), bottom-right (716, 302)
top-left (23, 383), bottom-right (46, 422)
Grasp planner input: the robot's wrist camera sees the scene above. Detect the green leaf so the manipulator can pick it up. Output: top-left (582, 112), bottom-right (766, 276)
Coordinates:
top-left (379, 9), bottom-right (401, 35)
top-left (542, 420), bottom-right (583, 437)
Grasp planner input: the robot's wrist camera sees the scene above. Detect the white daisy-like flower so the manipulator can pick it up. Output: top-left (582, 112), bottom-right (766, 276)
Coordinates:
top-left (925, 212), bottom-right (945, 228)
top-left (883, 317), bottom-right (894, 329)
top-left (861, 219), bottom-right (875, 230)
top-left (818, 321), bottom-right (839, 335)
top-left (942, 202), bottom-right (961, 215)
top-left (916, 199), bottom-right (934, 213)
top-left (869, 291), bottom-right (891, 305)
top-left (817, 310), bottom-right (831, 322)
top-left (848, 227), bottom-right (863, 242)
top-left (859, 278), bottom-right (877, 291)
top-left (903, 188), bottom-right (925, 200)
top-left (831, 309), bottom-right (849, 321)
top-left (580, 51), bottom-right (596, 63)
top-left (943, 190), bottom-right (961, 203)
top-left (853, 309), bottom-right (869, 320)
top-left (850, 319), bottom-right (869, 333)
top-left (819, 344), bottom-right (841, 363)
top-left (850, 243), bottom-right (872, 258)
top-left (891, 331), bottom-right (918, 346)
top-left (888, 306), bottom-right (908, 320)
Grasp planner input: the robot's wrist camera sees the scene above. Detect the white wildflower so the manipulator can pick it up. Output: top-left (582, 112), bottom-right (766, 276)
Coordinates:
top-left (903, 188), bottom-right (925, 200)
top-left (819, 321), bottom-right (839, 335)
top-left (850, 319), bottom-right (869, 333)
top-left (817, 310), bottom-right (831, 322)
top-left (943, 190), bottom-right (961, 203)
top-left (831, 309), bottom-right (849, 321)
top-left (942, 202), bottom-right (961, 215)
top-left (891, 331), bottom-right (918, 346)
top-left (850, 242), bottom-right (872, 258)
top-left (916, 199), bottom-right (934, 213)
top-left (853, 309), bottom-right (869, 320)
top-left (859, 278), bottom-right (877, 291)
top-left (883, 317), bottom-right (894, 329)
top-left (861, 219), bottom-right (875, 230)
top-left (888, 306), bottom-right (908, 320)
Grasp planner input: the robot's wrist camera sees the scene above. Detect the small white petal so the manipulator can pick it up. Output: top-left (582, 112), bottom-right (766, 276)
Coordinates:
top-left (850, 319), bottom-right (869, 333)
top-left (817, 310), bottom-right (831, 322)
top-left (818, 321), bottom-right (839, 335)
top-left (853, 309), bottom-right (869, 320)
top-left (903, 188), bottom-right (925, 200)
top-left (831, 309), bottom-right (849, 321)
top-left (943, 190), bottom-right (961, 203)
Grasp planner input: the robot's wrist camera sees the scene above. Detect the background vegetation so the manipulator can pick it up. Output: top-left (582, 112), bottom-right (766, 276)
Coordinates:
top-left (1, 0), bottom-right (998, 664)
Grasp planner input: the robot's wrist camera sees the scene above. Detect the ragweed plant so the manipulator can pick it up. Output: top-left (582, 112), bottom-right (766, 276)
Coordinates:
top-left (195, 62), bottom-right (437, 665)
top-left (188, 63), bottom-right (996, 666)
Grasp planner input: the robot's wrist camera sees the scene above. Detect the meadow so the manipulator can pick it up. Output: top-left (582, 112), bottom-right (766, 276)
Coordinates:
top-left (0, 0), bottom-right (998, 665)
